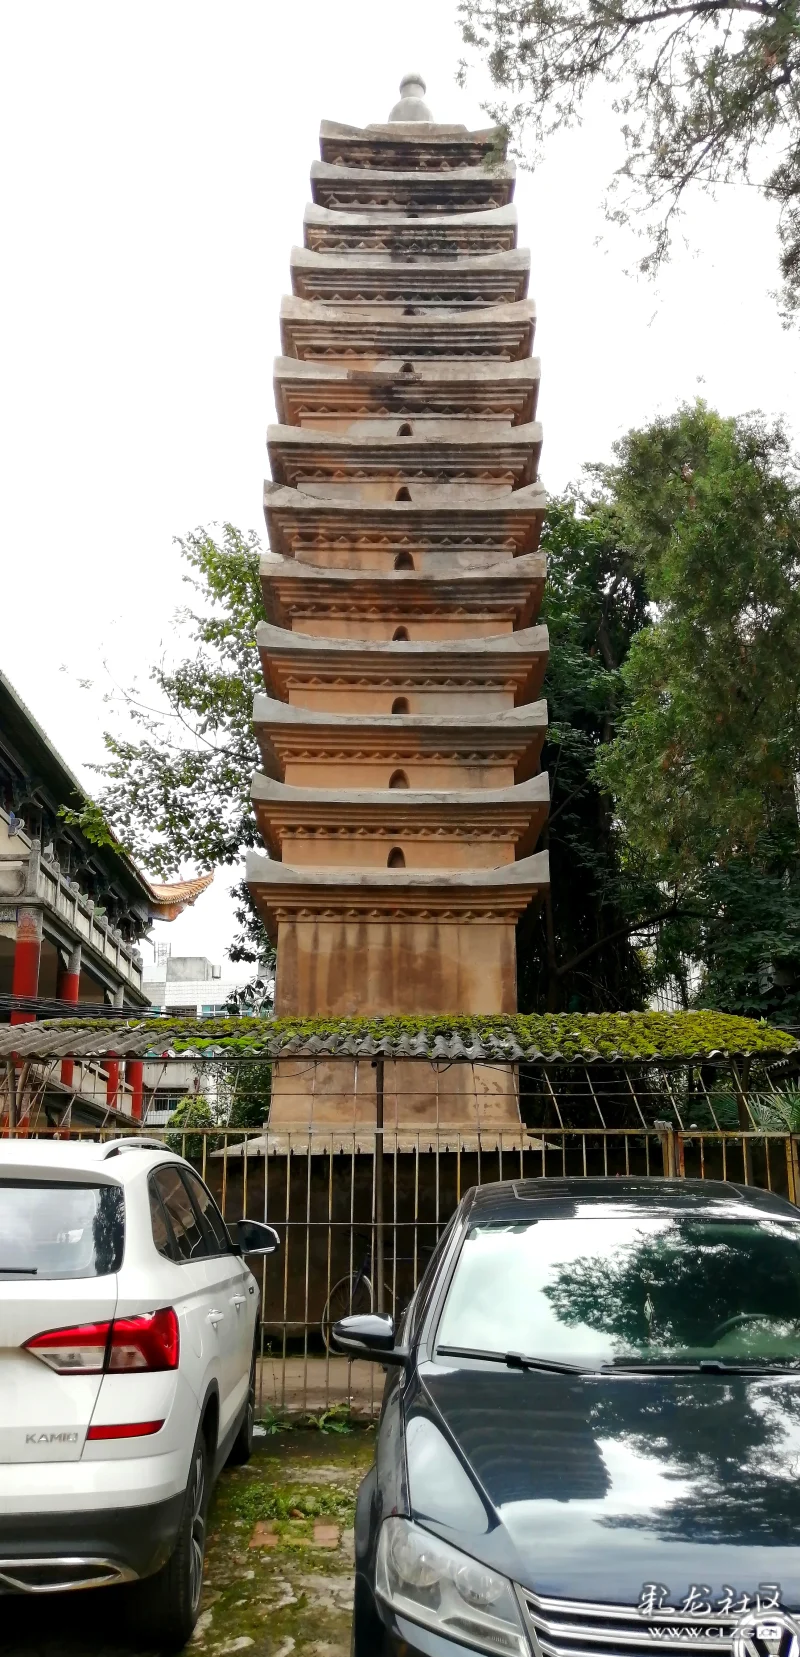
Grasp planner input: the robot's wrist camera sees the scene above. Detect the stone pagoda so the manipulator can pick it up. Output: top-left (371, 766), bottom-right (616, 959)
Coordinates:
top-left (247, 75), bottom-right (550, 1132)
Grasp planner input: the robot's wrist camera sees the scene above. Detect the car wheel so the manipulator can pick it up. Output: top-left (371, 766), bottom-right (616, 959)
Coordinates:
top-left (130, 1424), bottom-right (209, 1650)
top-left (227, 1348), bottom-right (256, 1466)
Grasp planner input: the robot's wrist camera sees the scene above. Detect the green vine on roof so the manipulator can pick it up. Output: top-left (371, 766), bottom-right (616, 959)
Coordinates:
top-left (39, 1010), bottom-right (797, 1062)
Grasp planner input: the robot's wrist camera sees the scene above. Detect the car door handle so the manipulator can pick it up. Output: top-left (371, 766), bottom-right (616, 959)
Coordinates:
top-left (232, 1295), bottom-right (247, 1310)
top-left (207, 1309), bottom-right (225, 1327)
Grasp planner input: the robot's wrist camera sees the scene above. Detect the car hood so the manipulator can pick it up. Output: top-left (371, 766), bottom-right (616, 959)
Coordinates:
top-left (412, 1364), bottom-right (800, 1603)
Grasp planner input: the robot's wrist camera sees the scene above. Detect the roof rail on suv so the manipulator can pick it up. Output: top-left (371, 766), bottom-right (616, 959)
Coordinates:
top-left (100, 1137), bottom-right (176, 1159)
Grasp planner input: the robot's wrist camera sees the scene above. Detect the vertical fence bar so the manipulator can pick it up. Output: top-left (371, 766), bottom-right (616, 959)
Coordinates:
top-left (324, 1131), bottom-right (334, 1407)
top-left (280, 1135), bottom-right (291, 1414)
top-left (302, 1134), bottom-right (312, 1413)
top-left (788, 1138), bottom-right (800, 1206)
top-left (374, 1058), bottom-right (385, 1317)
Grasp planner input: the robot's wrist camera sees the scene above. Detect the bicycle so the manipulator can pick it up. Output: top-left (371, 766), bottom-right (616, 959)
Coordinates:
top-left (320, 1236), bottom-right (432, 1352)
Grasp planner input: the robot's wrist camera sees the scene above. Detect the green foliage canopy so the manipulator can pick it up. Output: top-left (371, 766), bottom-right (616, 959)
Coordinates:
top-left (523, 495), bottom-right (654, 1011)
top-left (97, 524), bottom-right (268, 962)
top-left (595, 402), bottom-right (800, 1019)
top-left (459, 0), bottom-right (800, 314)
top-left (166, 1094), bottom-right (215, 1158)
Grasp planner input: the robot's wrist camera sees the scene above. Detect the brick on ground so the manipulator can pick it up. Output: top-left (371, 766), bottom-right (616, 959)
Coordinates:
top-left (248, 1521), bottom-right (278, 1548)
top-left (312, 1521), bottom-right (340, 1549)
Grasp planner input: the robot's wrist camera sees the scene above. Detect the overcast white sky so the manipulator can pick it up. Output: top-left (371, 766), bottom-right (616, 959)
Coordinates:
top-left (2, 1), bottom-right (799, 971)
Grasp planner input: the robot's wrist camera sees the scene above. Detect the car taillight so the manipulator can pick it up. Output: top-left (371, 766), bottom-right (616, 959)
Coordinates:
top-left (87, 1420), bottom-right (165, 1440)
top-left (25, 1309), bottom-right (179, 1374)
top-left (107, 1309), bottom-right (180, 1371)
top-left (24, 1321), bottom-right (111, 1374)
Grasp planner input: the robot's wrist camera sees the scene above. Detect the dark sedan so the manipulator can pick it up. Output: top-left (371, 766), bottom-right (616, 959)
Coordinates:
top-left (334, 1177), bottom-right (800, 1657)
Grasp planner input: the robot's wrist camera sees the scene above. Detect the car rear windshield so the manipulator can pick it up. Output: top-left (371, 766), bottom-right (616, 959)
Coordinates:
top-left (0, 1180), bottom-right (124, 1279)
top-left (437, 1209), bottom-right (800, 1369)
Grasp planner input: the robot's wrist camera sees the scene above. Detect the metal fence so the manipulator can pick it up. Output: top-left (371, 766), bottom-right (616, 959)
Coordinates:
top-left (3, 1096), bottom-right (800, 1416)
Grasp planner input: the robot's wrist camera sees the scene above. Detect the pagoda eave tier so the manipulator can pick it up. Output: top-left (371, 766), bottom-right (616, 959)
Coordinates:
top-left (309, 160), bottom-right (515, 213)
top-left (272, 357), bottom-right (540, 425)
top-left (251, 772), bottom-right (550, 861)
top-left (280, 298), bottom-right (535, 361)
top-left (303, 201), bottom-right (518, 255)
top-left (266, 422), bottom-right (542, 489)
top-left (318, 119), bottom-right (502, 170)
top-left (256, 622), bottom-right (549, 702)
top-left (289, 247), bottom-right (530, 306)
top-left (252, 695), bottom-right (548, 782)
top-left (259, 552), bottom-right (546, 629)
top-left (263, 481), bottom-right (547, 560)
top-left (247, 849), bottom-right (550, 945)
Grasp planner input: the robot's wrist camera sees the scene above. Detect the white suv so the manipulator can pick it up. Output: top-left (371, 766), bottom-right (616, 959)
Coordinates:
top-left (0, 1136), bottom-right (279, 1648)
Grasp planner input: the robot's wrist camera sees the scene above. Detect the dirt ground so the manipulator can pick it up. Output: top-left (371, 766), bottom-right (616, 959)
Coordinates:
top-left (2, 1422), bottom-right (376, 1657)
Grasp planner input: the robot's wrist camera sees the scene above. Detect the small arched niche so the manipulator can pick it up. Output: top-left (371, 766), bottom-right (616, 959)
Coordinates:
top-left (400, 361), bottom-right (414, 375)
top-left (394, 551), bottom-right (414, 571)
top-left (395, 486), bottom-right (411, 502)
top-left (389, 770), bottom-right (409, 789)
top-left (398, 422), bottom-right (413, 437)
top-left (387, 847), bottom-right (406, 869)
top-left (392, 626), bottom-right (409, 642)
top-left (391, 696), bottom-right (410, 715)
top-left (403, 305), bottom-right (418, 316)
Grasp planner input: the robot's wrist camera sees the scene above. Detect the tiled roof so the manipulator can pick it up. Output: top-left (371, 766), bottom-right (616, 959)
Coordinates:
top-left (0, 1012), bottom-right (794, 1065)
top-left (146, 873), bottom-right (214, 918)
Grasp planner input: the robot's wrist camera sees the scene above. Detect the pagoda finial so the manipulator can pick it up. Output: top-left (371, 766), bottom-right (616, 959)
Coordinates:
top-left (388, 73), bottom-right (432, 123)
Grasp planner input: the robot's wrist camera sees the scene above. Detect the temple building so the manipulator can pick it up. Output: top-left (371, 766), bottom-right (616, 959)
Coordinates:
top-left (247, 76), bottom-right (549, 1132)
top-left (0, 668), bottom-right (212, 1122)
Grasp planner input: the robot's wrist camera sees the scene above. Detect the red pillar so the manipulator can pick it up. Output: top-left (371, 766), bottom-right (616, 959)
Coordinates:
top-left (57, 943), bottom-right (81, 1086)
top-left (127, 1059), bottom-right (144, 1121)
top-left (11, 904), bottom-right (43, 1025)
top-left (106, 1055), bottom-right (120, 1111)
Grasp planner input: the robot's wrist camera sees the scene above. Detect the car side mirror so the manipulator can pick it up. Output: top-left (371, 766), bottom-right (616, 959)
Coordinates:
top-left (235, 1219), bottom-right (280, 1256)
top-left (333, 1312), bottom-right (409, 1366)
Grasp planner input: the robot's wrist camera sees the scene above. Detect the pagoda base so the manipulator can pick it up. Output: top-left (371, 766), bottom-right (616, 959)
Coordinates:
top-left (268, 1056), bottom-right (522, 1132)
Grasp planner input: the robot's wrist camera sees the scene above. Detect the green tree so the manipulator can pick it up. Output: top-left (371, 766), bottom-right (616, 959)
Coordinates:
top-left (212, 1060), bottom-right (272, 1131)
top-left (459, 0), bottom-right (800, 314)
top-left (519, 496), bottom-right (657, 1010)
top-left (166, 1094), bottom-right (215, 1159)
top-left (97, 524), bottom-right (270, 964)
top-left (595, 401), bottom-right (800, 1020)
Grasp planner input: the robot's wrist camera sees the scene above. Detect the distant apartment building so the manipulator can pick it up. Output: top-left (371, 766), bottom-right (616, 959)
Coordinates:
top-left (141, 953), bottom-right (252, 1124)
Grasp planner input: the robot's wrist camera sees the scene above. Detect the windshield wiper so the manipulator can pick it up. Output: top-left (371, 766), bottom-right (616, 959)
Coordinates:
top-left (0, 1266), bottom-right (37, 1275)
top-left (436, 1344), bottom-right (588, 1375)
top-left (604, 1359), bottom-right (795, 1375)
